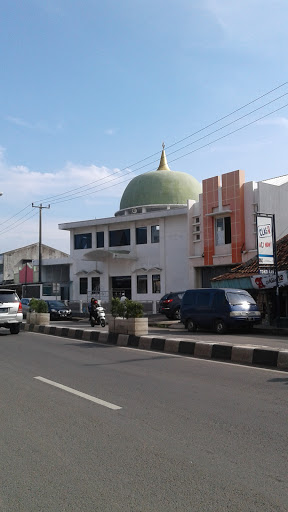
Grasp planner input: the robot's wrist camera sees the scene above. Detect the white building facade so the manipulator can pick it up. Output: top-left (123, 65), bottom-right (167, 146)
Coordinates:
top-left (59, 147), bottom-right (202, 311)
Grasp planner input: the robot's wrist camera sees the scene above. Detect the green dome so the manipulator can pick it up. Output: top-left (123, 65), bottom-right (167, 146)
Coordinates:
top-left (120, 148), bottom-right (201, 210)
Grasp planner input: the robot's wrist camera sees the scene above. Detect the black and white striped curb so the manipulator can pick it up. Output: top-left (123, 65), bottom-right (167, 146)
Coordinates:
top-left (22, 323), bottom-right (288, 371)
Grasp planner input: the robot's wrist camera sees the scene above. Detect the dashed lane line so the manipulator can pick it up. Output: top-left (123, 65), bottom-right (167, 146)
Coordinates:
top-left (34, 376), bottom-right (122, 410)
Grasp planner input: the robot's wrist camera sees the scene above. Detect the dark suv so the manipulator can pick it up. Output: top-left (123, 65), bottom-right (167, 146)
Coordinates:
top-left (45, 300), bottom-right (72, 320)
top-left (158, 291), bottom-right (185, 320)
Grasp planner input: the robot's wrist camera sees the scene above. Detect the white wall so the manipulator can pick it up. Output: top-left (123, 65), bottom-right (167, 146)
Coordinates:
top-left (67, 210), bottom-right (189, 303)
top-left (258, 181), bottom-right (288, 240)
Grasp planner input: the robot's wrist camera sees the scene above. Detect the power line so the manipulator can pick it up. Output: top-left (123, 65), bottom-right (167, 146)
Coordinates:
top-left (48, 100), bottom-right (288, 205)
top-left (43, 91), bottom-right (288, 205)
top-left (0, 209), bottom-right (38, 236)
top-left (0, 204), bottom-right (32, 227)
top-left (3, 81), bottom-right (288, 228)
top-left (37, 82), bottom-right (288, 204)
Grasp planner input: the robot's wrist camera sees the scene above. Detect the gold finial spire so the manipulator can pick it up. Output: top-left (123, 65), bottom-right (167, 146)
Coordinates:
top-left (157, 142), bottom-right (170, 171)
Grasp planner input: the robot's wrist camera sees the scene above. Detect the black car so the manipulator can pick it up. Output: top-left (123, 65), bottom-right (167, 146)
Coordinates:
top-left (45, 300), bottom-right (72, 320)
top-left (158, 291), bottom-right (185, 320)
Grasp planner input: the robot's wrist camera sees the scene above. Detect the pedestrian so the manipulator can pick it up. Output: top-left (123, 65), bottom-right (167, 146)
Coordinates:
top-left (120, 291), bottom-right (127, 302)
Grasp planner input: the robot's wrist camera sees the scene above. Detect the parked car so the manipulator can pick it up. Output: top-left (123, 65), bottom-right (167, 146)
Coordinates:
top-left (45, 300), bottom-right (72, 320)
top-left (181, 288), bottom-right (261, 334)
top-left (20, 298), bottom-right (32, 318)
top-left (159, 291), bottom-right (185, 320)
top-left (0, 289), bottom-right (23, 334)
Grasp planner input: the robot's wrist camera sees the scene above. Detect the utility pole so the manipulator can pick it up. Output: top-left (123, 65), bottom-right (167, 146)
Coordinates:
top-left (32, 203), bottom-right (50, 284)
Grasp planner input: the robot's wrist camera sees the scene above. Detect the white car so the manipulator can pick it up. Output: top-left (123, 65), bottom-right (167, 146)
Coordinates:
top-left (0, 289), bottom-right (23, 334)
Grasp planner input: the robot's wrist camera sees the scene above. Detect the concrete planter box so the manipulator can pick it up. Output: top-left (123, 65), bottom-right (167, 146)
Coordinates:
top-left (108, 317), bottom-right (148, 336)
top-left (27, 312), bottom-right (50, 325)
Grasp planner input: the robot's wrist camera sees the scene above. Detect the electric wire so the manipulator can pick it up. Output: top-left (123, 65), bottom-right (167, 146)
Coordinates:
top-left (0, 204), bottom-right (32, 227)
top-left (37, 82), bottom-right (288, 203)
top-left (48, 101), bottom-right (288, 205)
top-left (41, 91), bottom-right (288, 205)
top-left (0, 209), bottom-right (38, 237)
top-left (2, 82), bottom-right (288, 232)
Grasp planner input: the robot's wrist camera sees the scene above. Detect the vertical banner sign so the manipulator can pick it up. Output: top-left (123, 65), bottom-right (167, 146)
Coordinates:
top-left (256, 215), bottom-right (274, 266)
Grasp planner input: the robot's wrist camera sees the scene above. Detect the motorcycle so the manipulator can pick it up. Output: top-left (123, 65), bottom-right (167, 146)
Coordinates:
top-left (90, 305), bottom-right (106, 328)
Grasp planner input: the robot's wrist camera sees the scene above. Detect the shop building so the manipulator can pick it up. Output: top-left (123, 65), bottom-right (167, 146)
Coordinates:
top-left (210, 233), bottom-right (288, 326)
top-left (188, 171), bottom-right (288, 289)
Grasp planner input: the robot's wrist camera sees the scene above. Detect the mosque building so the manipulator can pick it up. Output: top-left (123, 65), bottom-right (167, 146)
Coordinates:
top-left (59, 145), bottom-right (202, 310)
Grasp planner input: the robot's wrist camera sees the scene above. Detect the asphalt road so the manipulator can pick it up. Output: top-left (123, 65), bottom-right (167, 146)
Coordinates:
top-left (1, 330), bottom-right (287, 511)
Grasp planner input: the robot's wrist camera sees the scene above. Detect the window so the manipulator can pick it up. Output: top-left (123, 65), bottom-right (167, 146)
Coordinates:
top-left (195, 217), bottom-right (200, 223)
top-left (109, 229), bottom-right (130, 247)
top-left (92, 277), bottom-right (100, 293)
top-left (74, 233), bottom-right (92, 250)
top-left (79, 277), bottom-right (88, 295)
top-left (137, 275), bottom-right (147, 294)
top-left (152, 274), bottom-right (161, 293)
top-left (42, 285), bottom-right (53, 296)
top-left (151, 225), bottom-right (160, 243)
top-left (96, 231), bottom-right (104, 248)
top-left (215, 217), bottom-right (231, 245)
top-left (136, 227), bottom-right (147, 245)
top-left (197, 292), bottom-right (211, 307)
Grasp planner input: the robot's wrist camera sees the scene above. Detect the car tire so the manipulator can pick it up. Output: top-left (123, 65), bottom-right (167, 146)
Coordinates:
top-left (214, 319), bottom-right (226, 335)
top-left (173, 308), bottom-right (181, 321)
top-left (10, 324), bottom-right (20, 335)
top-left (187, 319), bottom-right (197, 332)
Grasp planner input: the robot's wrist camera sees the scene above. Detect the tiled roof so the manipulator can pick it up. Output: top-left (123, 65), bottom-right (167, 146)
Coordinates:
top-left (212, 233), bottom-right (288, 281)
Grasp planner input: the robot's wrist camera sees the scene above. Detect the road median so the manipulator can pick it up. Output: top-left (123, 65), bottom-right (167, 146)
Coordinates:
top-left (22, 323), bottom-right (288, 371)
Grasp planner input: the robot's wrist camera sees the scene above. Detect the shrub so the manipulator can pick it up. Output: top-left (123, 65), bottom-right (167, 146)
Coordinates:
top-left (125, 300), bottom-right (143, 318)
top-left (110, 297), bottom-right (143, 319)
top-left (29, 298), bottom-right (48, 313)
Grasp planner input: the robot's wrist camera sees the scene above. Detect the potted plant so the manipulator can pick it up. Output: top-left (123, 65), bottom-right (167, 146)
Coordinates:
top-left (27, 298), bottom-right (50, 325)
top-left (108, 297), bottom-right (148, 335)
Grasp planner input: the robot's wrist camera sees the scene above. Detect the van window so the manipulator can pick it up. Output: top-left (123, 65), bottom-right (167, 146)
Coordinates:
top-left (196, 292), bottom-right (211, 307)
top-left (183, 291), bottom-right (195, 305)
top-left (212, 292), bottom-right (226, 308)
top-left (226, 291), bottom-right (256, 305)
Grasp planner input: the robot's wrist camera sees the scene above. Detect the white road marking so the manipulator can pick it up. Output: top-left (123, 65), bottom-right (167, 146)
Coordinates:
top-left (34, 376), bottom-right (122, 410)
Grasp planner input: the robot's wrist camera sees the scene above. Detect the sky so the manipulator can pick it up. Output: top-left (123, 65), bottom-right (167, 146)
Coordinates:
top-left (1, 0), bottom-right (288, 254)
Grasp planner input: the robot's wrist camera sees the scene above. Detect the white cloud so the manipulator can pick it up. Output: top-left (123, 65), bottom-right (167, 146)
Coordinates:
top-left (4, 115), bottom-right (64, 134)
top-left (0, 149), bottom-right (129, 253)
top-left (104, 128), bottom-right (116, 136)
top-left (5, 116), bottom-right (31, 128)
top-left (201, 0), bottom-right (287, 46)
top-left (257, 116), bottom-right (288, 128)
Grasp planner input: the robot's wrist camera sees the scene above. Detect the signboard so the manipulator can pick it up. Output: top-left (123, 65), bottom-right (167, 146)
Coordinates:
top-left (251, 271), bottom-right (288, 289)
top-left (256, 215), bottom-right (274, 266)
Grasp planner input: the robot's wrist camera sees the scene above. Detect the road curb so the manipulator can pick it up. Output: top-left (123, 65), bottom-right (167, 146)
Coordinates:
top-left (22, 324), bottom-right (288, 371)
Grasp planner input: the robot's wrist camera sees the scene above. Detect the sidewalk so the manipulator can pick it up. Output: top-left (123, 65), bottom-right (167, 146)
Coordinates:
top-left (148, 314), bottom-right (288, 337)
